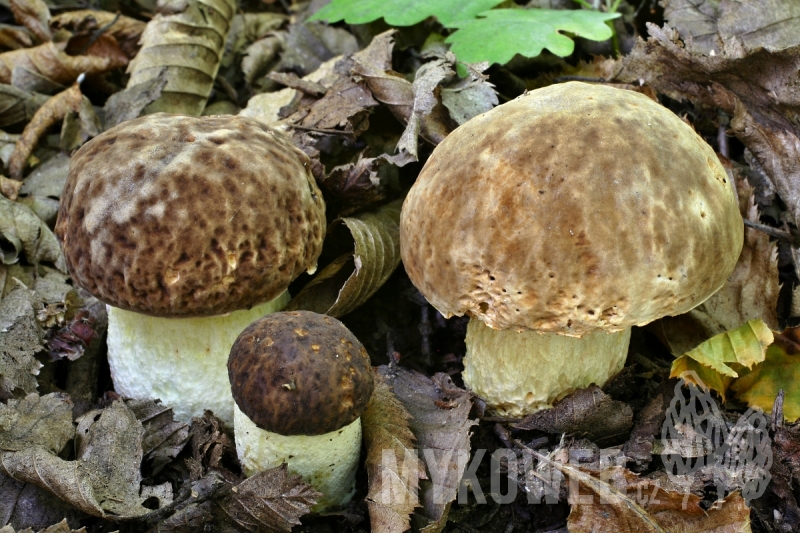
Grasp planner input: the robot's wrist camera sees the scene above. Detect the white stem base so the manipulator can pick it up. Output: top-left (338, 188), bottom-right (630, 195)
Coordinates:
top-left (107, 291), bottom-right (290, 426)
top-left (463, 319), bottom-right (631, 417)
top-left (234, 404), bottom-right (362, 511)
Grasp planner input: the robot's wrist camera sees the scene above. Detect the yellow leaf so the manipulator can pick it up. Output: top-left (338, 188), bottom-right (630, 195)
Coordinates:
top-left (670, 319), bottom-right (773, 400)
top-left (732, 326), bottom-right (800, 421)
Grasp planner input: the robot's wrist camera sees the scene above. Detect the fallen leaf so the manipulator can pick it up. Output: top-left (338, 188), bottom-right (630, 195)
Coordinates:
top-left (0, 195), bottom-right (67, 271)
top-left (670, 319), bottom-right (773, 399)
top-left (0, 84), bottom-right (49, 128)
top-left (0, 399), bottom-right (172, 518)
top-left (103, 77), bottom-right (167, 128)
top-left (8, 81), bottom-right (82, 180)
top-left (319, 154), bottom-right (390, 216)
top-left (380, 366), bottom-right (476, 533)
top-left (125, 0), bottom-right (237, 116)
top-left (0, 518), bottom-right (87, 533)
top-left (731, 327), bottom-right (800, 421)
top-left (0, 393), bottom-right (72, 453)
top-left (440, 62), bottom-right (498, 126)
top-left (0, 475), bottom-right (86, 532)
top-left (219, 464), bottom-right (320, 533)
top-left (286, 199), bottom-right (401, 318)
top-left (0, 40), bottom-right (126, 93)
top-left (50, 9), bottom-right (147, 59)
top-left (362, 372), bottom-right (425, 533)
top-left (0, 25), bottom-right (34, 51)
top-left (243, 35), bottom-right (285, 87)
top-left (395, 59), bottom-right (453, 160)
top-left (297, 74), bottom-right (378, 135)
top-left (515, 385), bottom-right (633, 446)
top-left (126, 399), bottom-right (190, 476)
top-left (189, 410), bottom-right (237, 472)
top-left (10, 0), bottom-right (50, 44)
top-left (277, 21), bottom-right (358, 77)
top-left (0, 176), bottom-right (21, 200)
top-left (0, 287), bottom-right (43, 398)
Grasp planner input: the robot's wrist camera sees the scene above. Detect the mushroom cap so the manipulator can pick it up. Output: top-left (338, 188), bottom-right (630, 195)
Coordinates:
top-left (400, 82), bottom-right (743, 337)
top-left (228, 311), bottom-right (374, 436)
top-left (56, 113), bottom-right (325, 317)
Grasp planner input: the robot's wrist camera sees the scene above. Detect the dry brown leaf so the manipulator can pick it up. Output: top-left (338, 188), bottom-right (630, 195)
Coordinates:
top-left (8, 81), bottom-right (82, 180)
top-left (380, 366), bottom-right (476, 533)
top-left (0, 25), bottom-right (34, 51)
top-left (219, 464), bottom-right (320, 533)
top-left (126, 0), bottom-right (237, 116)
top-left (0, 476), bottom-right (86, 532)
top-left (287, 200), bottom-right (401, 318)
top-left (297, 75), bottom-right (378, 135)
top-left (0, 393), bottom-right (73, 453)
top-left (0, 39), bottom-right (126, 93)
top-left (50, 9), bottom-right (146, 60)
top-left (10, 0), bottom-right (50, 44)
top-left (657, 177), bottom-right (779, 355)
top-left (0, 518), bottom-right (87, 533)
top-left (125, 399), bottom-right (190, 476)
top-left (362, 372), bottom-right (426, 533)
top-left (278, 21), bottom-right (358, 77)
top-left (319, 154), bottom-right (389, 217)
top-left (0, 195), bottom-right (66, 270)
top-left (0, 288), bottom-right (43, 399)
top-left (515, 385), bottom-right (633, 445)
top-left (565, 463), bottom-right (752, 533)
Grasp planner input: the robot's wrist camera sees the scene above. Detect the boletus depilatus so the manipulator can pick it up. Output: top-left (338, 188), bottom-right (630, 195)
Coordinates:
top-left (400, 82), bottom-right (744, 417)
top-left (228, 310), bottom-right (374, 510)
top-left (55, 113), bottom-right (325, 425)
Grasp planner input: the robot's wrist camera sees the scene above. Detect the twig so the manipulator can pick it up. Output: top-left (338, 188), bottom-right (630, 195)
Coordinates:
top-left (743, 219), bottom-right (794, 242)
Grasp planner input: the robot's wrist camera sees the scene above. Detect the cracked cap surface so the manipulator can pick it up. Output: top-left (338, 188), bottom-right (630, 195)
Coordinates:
top-left (400, 82), bottom-right (743, 336)
top-left (56, 113), bottom-right (325, 317)
top-left (228, 311), bottom-right (374, 436)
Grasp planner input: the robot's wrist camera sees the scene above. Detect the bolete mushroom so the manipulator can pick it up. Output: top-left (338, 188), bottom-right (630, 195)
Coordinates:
top-left (228, 310), bottom-right (374, 510)
top-left (400, 82), bottom-right (743, 417)
top-left (55, 113), bottom-right (325, 425)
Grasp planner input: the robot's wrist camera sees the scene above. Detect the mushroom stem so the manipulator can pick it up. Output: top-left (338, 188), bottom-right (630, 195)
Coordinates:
top-left (107, 290), bottom-right (290, 426)
top-left (233, 403), bottom-right (362, 511)
top-left (463, 319), bottom-right (631, 417)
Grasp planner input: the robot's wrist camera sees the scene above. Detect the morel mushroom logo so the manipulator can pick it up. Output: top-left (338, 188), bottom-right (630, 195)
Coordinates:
top-left (661, 371), bottom-right (772, 503)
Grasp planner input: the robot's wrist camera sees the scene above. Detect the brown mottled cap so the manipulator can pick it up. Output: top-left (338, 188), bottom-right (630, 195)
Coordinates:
top-left (55, 113), bottom-right (325, 317)
top-left (400, 82), bottom-right (744, 337)
top-left (228, 311), bottom-right (374, 435)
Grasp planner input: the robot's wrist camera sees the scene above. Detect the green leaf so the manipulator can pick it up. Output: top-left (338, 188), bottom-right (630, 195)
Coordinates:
top-left (670, 319), bottom-right (773, 400)
top-left (446, 9), bottom-right (620, 64)
top-left (311, 0), bottom-right (505, 27)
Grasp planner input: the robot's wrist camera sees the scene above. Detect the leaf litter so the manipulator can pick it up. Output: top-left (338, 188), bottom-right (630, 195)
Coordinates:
top-left (1, 0), bottom-right (800, 531)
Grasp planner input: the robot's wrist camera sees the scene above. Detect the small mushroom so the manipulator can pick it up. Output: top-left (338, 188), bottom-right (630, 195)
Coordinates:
top-left (400, 82), bottom-right (744, 417)
top-left (55, 113), bottom-right (326, 425)
top-left (228, 311), bottom-right (374, 510)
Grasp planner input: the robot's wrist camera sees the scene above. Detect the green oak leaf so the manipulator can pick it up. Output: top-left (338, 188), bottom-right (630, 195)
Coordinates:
top-left (446, 9), bottom-right (620, 64)
top-left (311, 0), bottom-right (505, 27)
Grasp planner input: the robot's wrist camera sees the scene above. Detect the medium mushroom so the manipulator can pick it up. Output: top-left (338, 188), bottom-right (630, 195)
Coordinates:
top-left (228, 310), bottom-right (374, 510)
top-left (55, 113), bottom-right (325, 425)
top-left (400, 82), bottom-right (743, 417)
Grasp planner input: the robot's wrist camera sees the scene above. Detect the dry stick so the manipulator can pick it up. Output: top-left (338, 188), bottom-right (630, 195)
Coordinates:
top-left (743, 219), bottom-right (794, 242)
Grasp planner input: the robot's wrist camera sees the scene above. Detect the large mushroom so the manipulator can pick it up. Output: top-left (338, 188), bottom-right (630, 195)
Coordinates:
top-left (228, 310), bottom-right (374, 510)
top-left (400, 82), bottom-right (743, 417)
top-left (55, 113), bottom-right (326, 425)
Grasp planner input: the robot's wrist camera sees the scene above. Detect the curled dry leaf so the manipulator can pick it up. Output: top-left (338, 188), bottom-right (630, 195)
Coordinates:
top-left (0, 39), bottom-right (126, 93)
top-left (0, 25), bottom-right (34, 51)
top-left (50, 9), bottom-right (146, 60)
top-left (278, 21), bottom-right (358, 77)
top-left (0, 476), bottom-right (87, 532)
top-left (10, 0), bottom-right (51, 44)
top-left (125, 399), bottom-right (190, 476)
top-left (515, 385), bottom-right (634, 446)
top-left (362, 372), bottom-right (426, 533)
top-left (380, 366), bottom-right (476, 533)
top-left (8, 81), bottom-right (82, 180)
top-left (125, 0), bottom-right (237, 116)
top-left (0, 176), bottom-right (21, 200)
top-left (286, 199), bottom-right (401, 318)
top-left (0, 288), bottom-right (43, 398)
top-left (670, 319), bottom-right (773, 399)
top-left (0, 518), bottom-right (87, 533)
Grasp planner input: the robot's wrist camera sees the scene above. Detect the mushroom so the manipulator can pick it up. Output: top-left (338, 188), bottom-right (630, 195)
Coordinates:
top-left (400, 82), bottom-right (743, 417)
top-left (228, 310), bottom-right (374, 510)
top-left (55, 113), bottom-right (325, 425)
